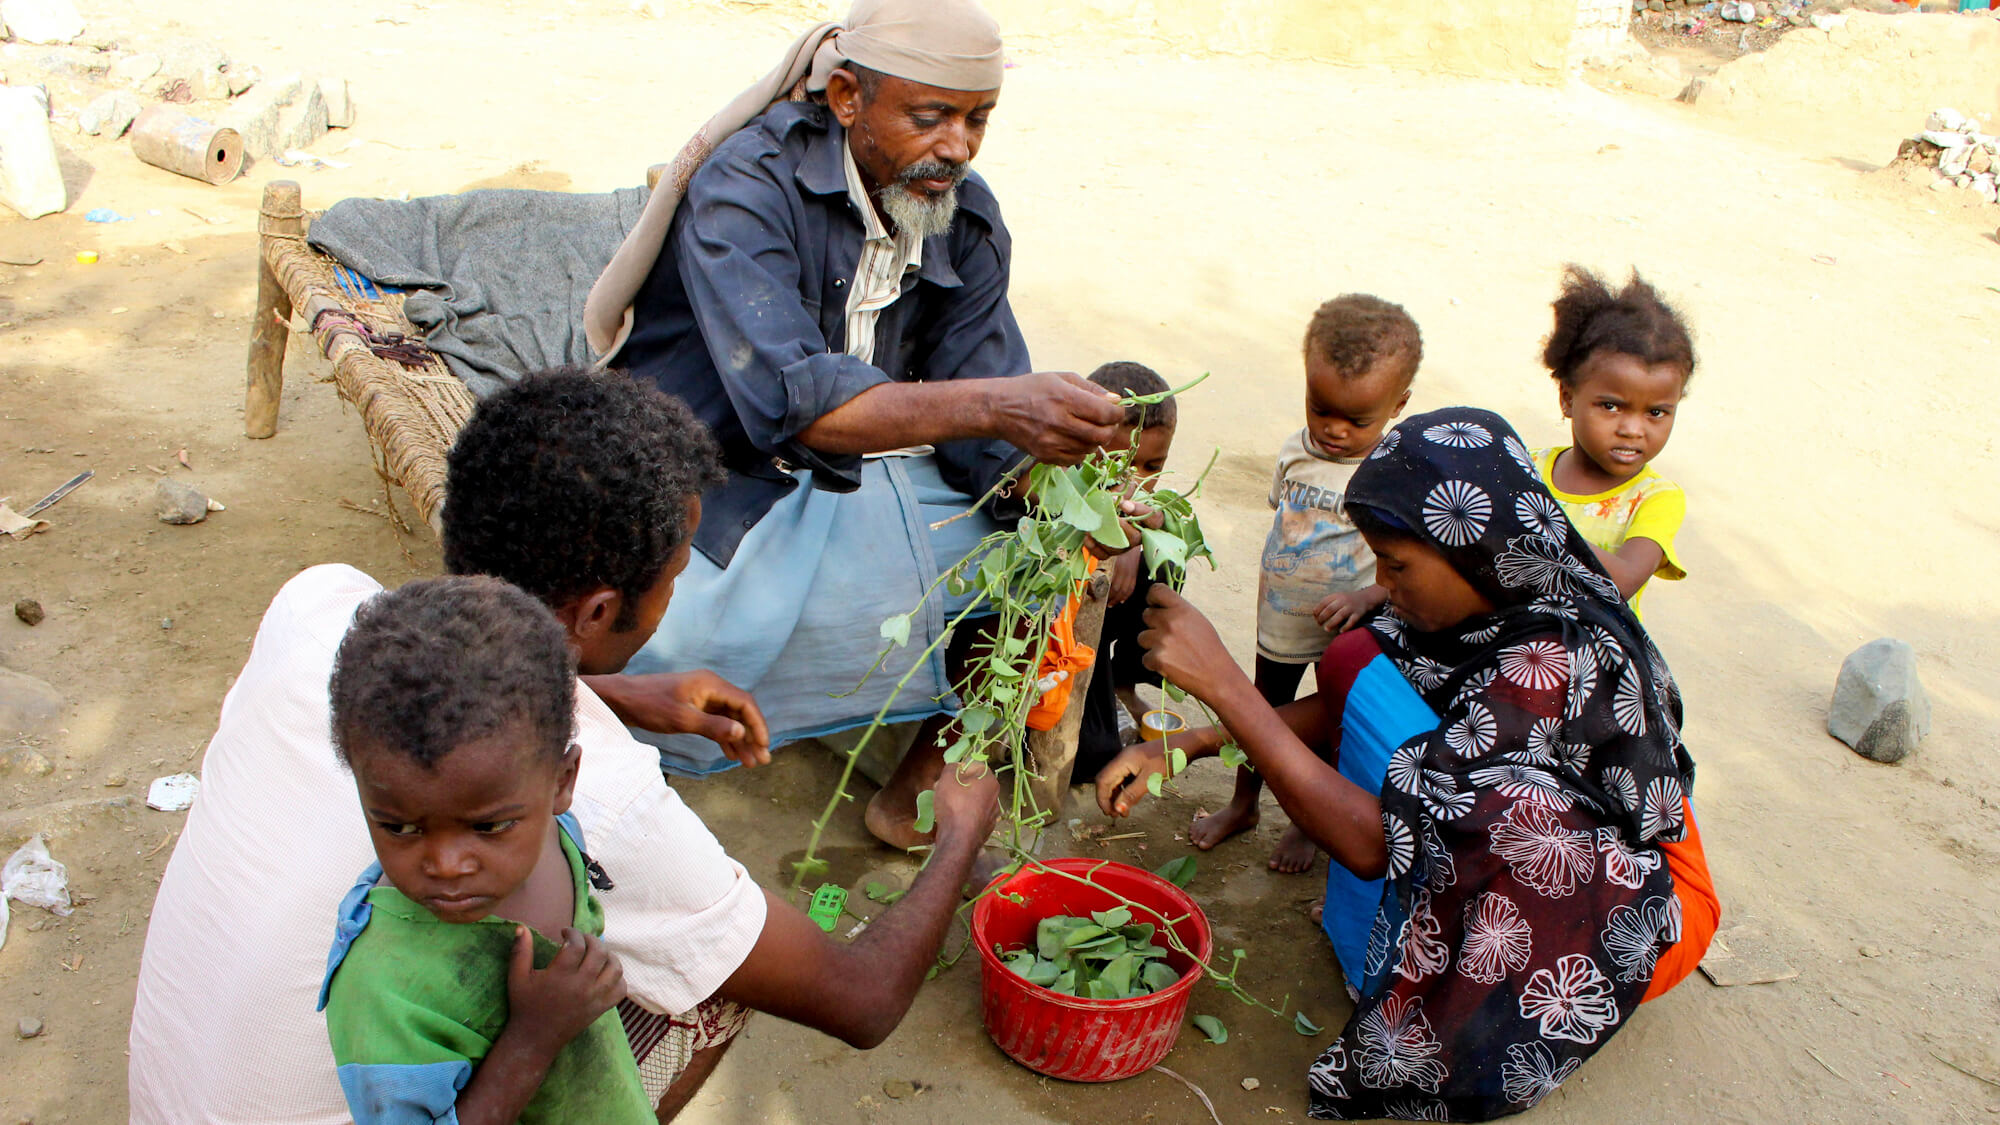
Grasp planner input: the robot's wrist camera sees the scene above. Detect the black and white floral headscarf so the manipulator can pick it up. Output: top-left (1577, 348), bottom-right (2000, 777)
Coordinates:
top-left (1306, 407), bottom-right (1696, 1122)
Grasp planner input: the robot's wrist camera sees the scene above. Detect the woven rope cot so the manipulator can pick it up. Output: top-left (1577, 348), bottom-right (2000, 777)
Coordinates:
top-left (244, 180), bottom-right (476, 536)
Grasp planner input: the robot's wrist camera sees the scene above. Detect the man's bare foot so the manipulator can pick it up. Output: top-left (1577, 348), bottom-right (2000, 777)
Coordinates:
top-left (1189, 793), bottom-right (1260, 850)
top-left (1269, 823), bottom-right (1318, 874)
top-left (863, 788), bottom-right (930, 851)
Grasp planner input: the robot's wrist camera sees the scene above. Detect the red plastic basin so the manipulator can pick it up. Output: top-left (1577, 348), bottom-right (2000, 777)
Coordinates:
top-left (971, 858), bottom-right (1213, 1082)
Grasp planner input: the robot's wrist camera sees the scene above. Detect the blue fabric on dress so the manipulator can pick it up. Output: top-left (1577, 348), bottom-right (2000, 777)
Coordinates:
top-left (627, 455), bottom-right (998, 776)
top-left (1320, 653), bottom-right (1439, 990)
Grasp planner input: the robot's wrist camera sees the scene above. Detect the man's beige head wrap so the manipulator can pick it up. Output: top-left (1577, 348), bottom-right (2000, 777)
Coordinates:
top-left (584, 0), bottom-right (1005, 360)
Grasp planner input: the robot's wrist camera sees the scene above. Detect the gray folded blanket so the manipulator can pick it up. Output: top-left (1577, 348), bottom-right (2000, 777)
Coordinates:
top-left (306, 186), bottom-right (650, 397)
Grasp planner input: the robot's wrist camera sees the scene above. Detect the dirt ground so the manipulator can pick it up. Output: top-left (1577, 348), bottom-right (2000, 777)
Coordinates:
top-left (3, 1), bottom-right (1999, 1122)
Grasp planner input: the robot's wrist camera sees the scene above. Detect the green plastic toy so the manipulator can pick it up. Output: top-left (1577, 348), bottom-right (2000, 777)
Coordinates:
top-left (808, 883), bottom-right (848, 932)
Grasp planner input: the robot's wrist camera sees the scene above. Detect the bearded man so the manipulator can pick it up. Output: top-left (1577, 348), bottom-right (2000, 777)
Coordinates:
top-left (586, 0), bottom-right (1130, 845)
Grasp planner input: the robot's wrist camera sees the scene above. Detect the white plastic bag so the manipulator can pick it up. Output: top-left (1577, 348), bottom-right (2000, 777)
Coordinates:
top-left (2, 835), bottom-right (73, 918)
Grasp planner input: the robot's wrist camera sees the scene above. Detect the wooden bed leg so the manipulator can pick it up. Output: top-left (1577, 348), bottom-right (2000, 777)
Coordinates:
top-left (1026, 569), bottom-right (1113, 843)
top-left (245, 180), bottom-right (303, 439)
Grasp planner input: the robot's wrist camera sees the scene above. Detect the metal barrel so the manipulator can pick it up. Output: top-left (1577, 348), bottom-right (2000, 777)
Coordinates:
top-left (129, 106), bottom-right (243, 186)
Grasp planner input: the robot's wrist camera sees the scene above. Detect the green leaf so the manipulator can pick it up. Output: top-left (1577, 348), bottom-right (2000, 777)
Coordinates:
top-left (1085, 977), bottom-right (1118, 1000)
top-left (1163, 682), bottom-right (1187, 703)
top-left (879, 612), bottom-right (911, 648)
top-left (1084, 489), bottom-right (1128, 548)
top-left (1037, 917), bottom-right (1070, 960)
top-left (942, 737), bottom-right (971, 764)
top-left (1140, 527), bottom-right (1188, 574)
top-left (1050, 968), bottom-right (1078, 996)
top-left (1062, 924), bottom-right (1112, 948)
top-left (959, 706), bottom-right (997, 735)
top-left (1026, 957), bottom-right (1061, 986)
top-left (1099, 951), bottom-right (1137, 996)
top-left (912, 790), bottom-right (935, 835)
top-left (1153, 855), bottom-right (1198, 888)
top-left (1091, 907), bottom-right (1132, 929)
top-left (1004, 950), bottom-right (1038, 979)
top-left (1218, 742), bottom-right (1249, 770)
top-left (1167, 746), bottom-right (1188, 776)
top-left (1146, 772), bottom-right (1164, 798)
top-left (1120, 922), bottom-right (1157, 947)
top-left (1142, 960), bottom-right (1180, 993)
top-left (1192, 1014), bottom-right (1228, 1044)
top-left (1294, 1011), bottom-right (1323, 1036)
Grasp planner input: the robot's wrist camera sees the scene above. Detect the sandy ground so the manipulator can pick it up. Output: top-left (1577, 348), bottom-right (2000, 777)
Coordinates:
top-left (3, 1), bottom-right (1999, 1122)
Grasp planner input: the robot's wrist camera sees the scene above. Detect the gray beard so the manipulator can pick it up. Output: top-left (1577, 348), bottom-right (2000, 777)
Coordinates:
top-left (878, 181), bottom-right (960, 239)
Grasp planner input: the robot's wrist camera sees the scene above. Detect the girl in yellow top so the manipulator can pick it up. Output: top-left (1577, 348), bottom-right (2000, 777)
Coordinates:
top-left (1531, 267), bottom-right (1693, 621)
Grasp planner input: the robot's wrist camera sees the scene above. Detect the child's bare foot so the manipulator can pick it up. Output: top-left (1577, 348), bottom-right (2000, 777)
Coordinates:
top-left (1268, 824), bottom-right (1318, 874)
top-left (1309, 898), bottom-right (1325, 926)
top-left (1189, 793), bottom-right (1260, 850)
top-left (863, 789), bottom-right (930, 852)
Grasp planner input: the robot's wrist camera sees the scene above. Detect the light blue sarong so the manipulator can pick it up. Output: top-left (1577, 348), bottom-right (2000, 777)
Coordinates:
top-left (627, 455), bottom-right (1000, 776)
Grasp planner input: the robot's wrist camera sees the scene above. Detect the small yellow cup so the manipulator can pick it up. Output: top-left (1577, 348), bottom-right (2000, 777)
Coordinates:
top-left (74, 251), bottom-right (99, 264)
top-left (1140, 708), bottom-right (1187, 740)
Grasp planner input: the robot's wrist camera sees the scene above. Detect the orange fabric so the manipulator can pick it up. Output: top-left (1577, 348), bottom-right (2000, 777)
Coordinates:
top-left (1024, 551), bottom-right (1100, 731)
top-left (1643, 798), bottom-right (1719, 1002)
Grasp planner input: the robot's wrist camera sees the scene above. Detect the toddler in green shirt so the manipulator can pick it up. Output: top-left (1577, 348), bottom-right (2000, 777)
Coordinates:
top-left (317, 576), bottom-right (653, 1124)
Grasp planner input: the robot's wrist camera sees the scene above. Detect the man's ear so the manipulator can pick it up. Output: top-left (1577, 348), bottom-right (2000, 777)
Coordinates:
top-left (551, 742), bottom-right (581, 816)
top-left (826, 67), bottom-right (863, 128)
top-left (556, 587), bottom-right (623, 650)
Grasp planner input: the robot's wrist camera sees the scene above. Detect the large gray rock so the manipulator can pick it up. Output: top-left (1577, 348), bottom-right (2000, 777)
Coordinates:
top-left (0, 84), bottom-right (65, 218)
top-left (155, 37), bottom-right (229, 101)
top-left (317, 74), bottom-right (353, 128)
top-left (274, 80), bottom-right (326, 152)
top-left (219, 72), bottom-right (307, 160)
top-left (0, 666), bottom-right (62, 737)
top-left (154, 478), bottom-right (209, 525)
top-left (0, 0), bottom-right (84, 45)
top-left (106, 51), bottom-right (161, 88)
top-left (1828, 638), bottom-right (1930, 764)
top-left (77, 89), bottom-right (137, 137)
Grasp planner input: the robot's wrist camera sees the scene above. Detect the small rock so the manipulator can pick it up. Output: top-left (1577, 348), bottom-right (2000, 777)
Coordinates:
top-left (223, 62), bottom-right (259, 96)
top-left (1971, 148), bottom-right (1993, 175)
top-left (155, 478), bottom-right (210, 525)
top-left (103, 772), bottom-right (126, 788)
top-left (106, 51), bottom-right (162, 87)
top-left (15, 598), bottom-right (43, 626)
top-left (1858, 945), bottom-right (1881, 958)
top-left (0, 667), bottom-right (63, 737)
top-left (317, 75), bottom-right (355, 128)
top-left (0, 85), bottom-right (67, 219)
top-left (1242, 1077), bottom-right (1262, 1091)
top-left (1828, 638), bottom-right (1930, 764)
top-left (76, 90), bottom-right (139, 138)
top-left (881, 1079), bottom-right (915, 1100)
top-left (0, 0), bottom-right (84, 44)
top-left (155, 37), bottom-right (230, 101)
top-left (0, 746), bottom-right (55, 777)
top-left (16, 1017), bottom-right (44, 1039)
top-left (159, 617), bottom-right (172, 630)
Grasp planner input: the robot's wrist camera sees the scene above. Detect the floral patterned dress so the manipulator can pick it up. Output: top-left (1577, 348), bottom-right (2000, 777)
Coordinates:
top-left (1306, 408), bottom-right (1695, 1122)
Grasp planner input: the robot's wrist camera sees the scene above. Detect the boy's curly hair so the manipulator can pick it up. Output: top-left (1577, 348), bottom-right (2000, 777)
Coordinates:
top-left (442, 367), bottom-right (722, 630)
top-left (1303, 295), bottom-right (1423, 385)
top-left (1543, 265), bottom-right (1695, 389)
top-left (1087, 361), bottom-right (1177, 431)
top-left (330, 576), bottom-right (575, 770)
